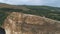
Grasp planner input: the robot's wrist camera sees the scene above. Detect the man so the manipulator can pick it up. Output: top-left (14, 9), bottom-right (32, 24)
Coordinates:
top-left (0, 27), bottom-right (5, 34)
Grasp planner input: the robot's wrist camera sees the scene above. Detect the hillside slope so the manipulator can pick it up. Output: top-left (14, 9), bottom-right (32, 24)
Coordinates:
top-left (0, 3), bottom-right (60, 26)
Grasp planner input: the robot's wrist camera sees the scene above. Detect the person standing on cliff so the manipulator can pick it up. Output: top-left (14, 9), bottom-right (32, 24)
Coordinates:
top-left (0, 27), bottom-right (5, 34)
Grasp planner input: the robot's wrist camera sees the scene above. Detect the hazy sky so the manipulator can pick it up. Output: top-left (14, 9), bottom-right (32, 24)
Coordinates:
top-left (0, 0), bottom-right (60, 7)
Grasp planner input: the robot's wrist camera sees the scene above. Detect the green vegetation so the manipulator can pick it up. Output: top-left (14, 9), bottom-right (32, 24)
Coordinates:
top-left (0, 11), bottom-right (8, 26)
top-left (25, 6), bottom-right (60, 20)
top-left (0, 5), bottom-right (60, 26)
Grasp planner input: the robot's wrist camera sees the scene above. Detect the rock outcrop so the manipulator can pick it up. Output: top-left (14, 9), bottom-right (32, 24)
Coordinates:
top-left (2, 12), bottom-right (60, 34)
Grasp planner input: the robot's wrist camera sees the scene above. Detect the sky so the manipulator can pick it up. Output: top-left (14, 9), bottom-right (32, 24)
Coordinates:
top-left (0, 0), bottom-right (60, 7)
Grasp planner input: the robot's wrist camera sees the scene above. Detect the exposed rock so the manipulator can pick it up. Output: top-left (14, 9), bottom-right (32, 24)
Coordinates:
top-left (2, 12), bottom-right (60, 34)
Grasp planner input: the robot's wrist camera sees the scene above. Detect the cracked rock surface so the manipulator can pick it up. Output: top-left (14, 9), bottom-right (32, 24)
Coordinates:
top-left (2, 12), bottom-right (60, 34)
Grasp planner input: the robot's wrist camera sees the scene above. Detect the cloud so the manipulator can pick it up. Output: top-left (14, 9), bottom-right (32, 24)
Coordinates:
top-left (0, 0), bottom-right (60, 7)
top-left (0, 0), bottom-right (43, 5)
top-left (4, 0), bottom-right (43, 5)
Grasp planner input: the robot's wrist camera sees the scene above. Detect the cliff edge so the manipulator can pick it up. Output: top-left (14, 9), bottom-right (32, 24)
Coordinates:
top-left (2, 12), bottom-right (60, 34)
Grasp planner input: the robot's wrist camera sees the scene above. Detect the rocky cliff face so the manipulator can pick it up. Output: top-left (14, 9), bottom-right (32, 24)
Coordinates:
top-left (2, 12), bottom-right (60, 34)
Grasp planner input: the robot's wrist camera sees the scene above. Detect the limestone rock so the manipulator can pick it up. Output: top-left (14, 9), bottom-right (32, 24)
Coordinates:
top-left (2, 12), bottom-right (60, 34)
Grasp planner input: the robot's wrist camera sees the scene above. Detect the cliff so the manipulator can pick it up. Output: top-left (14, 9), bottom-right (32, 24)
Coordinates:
top-left (2, 12), bottom-right (60, 34)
